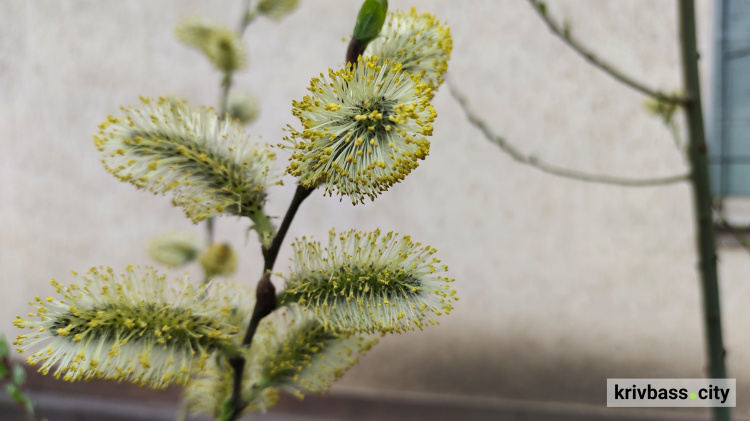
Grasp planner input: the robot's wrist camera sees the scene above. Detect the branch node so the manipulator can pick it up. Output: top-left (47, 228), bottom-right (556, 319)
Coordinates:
top-left (254, 273), bottom-right (277, 321)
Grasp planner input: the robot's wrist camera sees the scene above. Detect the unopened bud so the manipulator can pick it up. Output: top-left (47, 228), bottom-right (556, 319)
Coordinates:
top-left (148, 231), bottom-right (201, 267)
top-left (227, 91), bottom-right (260, 124)
top-left (200, 243), bottom-right (238, 278)
top-left (257, 0), bottom-right (300, 21)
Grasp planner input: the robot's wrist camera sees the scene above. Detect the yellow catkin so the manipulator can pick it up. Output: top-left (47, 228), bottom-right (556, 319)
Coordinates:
top-left (282, 57), bottom-right (435, 204)
top-left (281, 229), bottom-right (457, 334)
top-left (13, 266), bottom-right (253, 390)
top-left (365, 8), bottom-right (452, 99)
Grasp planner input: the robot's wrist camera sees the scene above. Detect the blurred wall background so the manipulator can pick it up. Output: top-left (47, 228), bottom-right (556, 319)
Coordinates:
top-left (3, 0), bottom-right (747, 416)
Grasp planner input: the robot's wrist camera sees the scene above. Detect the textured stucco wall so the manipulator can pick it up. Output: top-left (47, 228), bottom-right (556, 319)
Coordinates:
top-left (4, 0), bottom-right (746, 415)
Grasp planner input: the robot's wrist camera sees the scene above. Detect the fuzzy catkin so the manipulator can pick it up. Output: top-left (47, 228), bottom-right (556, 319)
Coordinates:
top-left (284, 56), bottom-right (435, 204)
top-left (185, 307), bottom-right (374, 418)
top-left (365, 8), bottom-right (452, 98)
top-left (94, 97), bottom-right (277, 244)
top-left (13, 266), bottom-right (252, 389)
top-left (281, 229), bottom-right (458, 333)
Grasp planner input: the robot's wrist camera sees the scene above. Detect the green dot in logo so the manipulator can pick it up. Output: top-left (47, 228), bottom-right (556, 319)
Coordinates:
top-left (690, 392), bottom-right (697, 399)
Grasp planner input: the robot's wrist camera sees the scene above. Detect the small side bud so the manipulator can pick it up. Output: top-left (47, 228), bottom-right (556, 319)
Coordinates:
top-left (148, 231), bottom-right (201, 267)
top-left (255, 273), bottom-right (277, 320)
top-left (175, 17), bottom-right (247, 72)
top-left (537, 1), bottom-right (547, 16)
top-left (257, 0), bottom-right (300, 21)
top-left (227, 91), bottom-right (260, 124)
top-left (201, 243), bottom-right (238, 278)
top-left (644, 93), bottom-right (679, 124)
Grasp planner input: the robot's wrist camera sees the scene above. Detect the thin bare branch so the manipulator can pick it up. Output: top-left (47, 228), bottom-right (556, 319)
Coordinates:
top-left (448, 82), bottom-right (690, 187)
top-left (527, 0), bottom-right (687, 106)
top-left (206, 0), bottom-right (257, 249)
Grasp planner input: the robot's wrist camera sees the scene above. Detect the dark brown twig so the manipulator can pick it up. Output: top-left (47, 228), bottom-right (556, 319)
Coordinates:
top-left (346, 37), bottom-right (366, 67)
top-left (226, 185), bottom-right (313, 421)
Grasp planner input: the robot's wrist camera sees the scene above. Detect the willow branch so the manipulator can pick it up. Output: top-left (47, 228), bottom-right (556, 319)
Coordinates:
top-left (238, 0), bottom-right (256, 36)
top-left (227, 185), bottom-right (313, 421)
top-left (219, 0), bottom-right (257, 119)
top-left (220, 0), bottom-right (258, 115)
top-left (680, 4), bottom-right (730, 420)
top-left (262, 185), bottom-right (315, 272)
top-left (346, 38), bottom-right (366, 67)
top-left (205, 0), bottom-right (258, 250)
top-left (527, 0), bottom-right (687, 105)
top-left (448, 82), bottom-right (689, 187)
top-left (220, 2), bottom-right (276, 420)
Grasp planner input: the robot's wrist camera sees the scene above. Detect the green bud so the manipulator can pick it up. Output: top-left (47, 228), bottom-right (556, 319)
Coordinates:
top-left (148, 231), bottom-right (201, 267)
top-left (353, 0), bottom-right (388, 44)
top-left (227, 91), bottom-right (260, 124)
top-left (257, 0), bottom-right (300, 21)
top-left (201, 243), bottom-right (238, 278)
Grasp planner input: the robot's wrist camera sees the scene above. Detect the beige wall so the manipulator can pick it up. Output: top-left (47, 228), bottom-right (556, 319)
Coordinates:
top-left (3, 0), bottom-right (745, 416)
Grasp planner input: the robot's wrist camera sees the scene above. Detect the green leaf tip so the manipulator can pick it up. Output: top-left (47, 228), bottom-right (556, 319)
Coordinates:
top-left (12, 364), bottom-right (26, 385)
top-left (538, 2), bottom-right (547, 16)
top-left (220, 397), bottom-right (233, 421)
top-left (353, 0), bottom-right (388, 44)
top-left (0, 334), bottom-right (9, 358)
top-left (6, 383), bottom-right (22, 404)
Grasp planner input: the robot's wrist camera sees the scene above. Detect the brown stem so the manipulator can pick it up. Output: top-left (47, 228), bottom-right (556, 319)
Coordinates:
top-left (346, 37), bottom-right (365, 67)
top-left (242, 273), bottom-right (278, 345)
top-left (226, 274), bottom-right (277, 419)
top-left (226, 185), bottom-right (313, 421)
top-left (262, 185), bottom-right (314, 272)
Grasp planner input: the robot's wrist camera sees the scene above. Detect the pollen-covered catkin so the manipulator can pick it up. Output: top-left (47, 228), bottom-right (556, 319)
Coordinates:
top-left (281, 229), bottom-right (457, 333)
top-left (93, 97), bottom-right (277, 244)
top-left (185, 306), bottom-right (374, 417)
top-left (13, 266), bottom-right (252, 389)
top-left (365, 8), bottom-right (452, 98)
top-left (283, 56), bottom-right (436, 204)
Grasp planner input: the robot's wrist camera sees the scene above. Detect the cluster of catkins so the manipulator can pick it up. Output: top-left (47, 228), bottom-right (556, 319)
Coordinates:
top-left (13, 4), bottom-right (456, 419)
